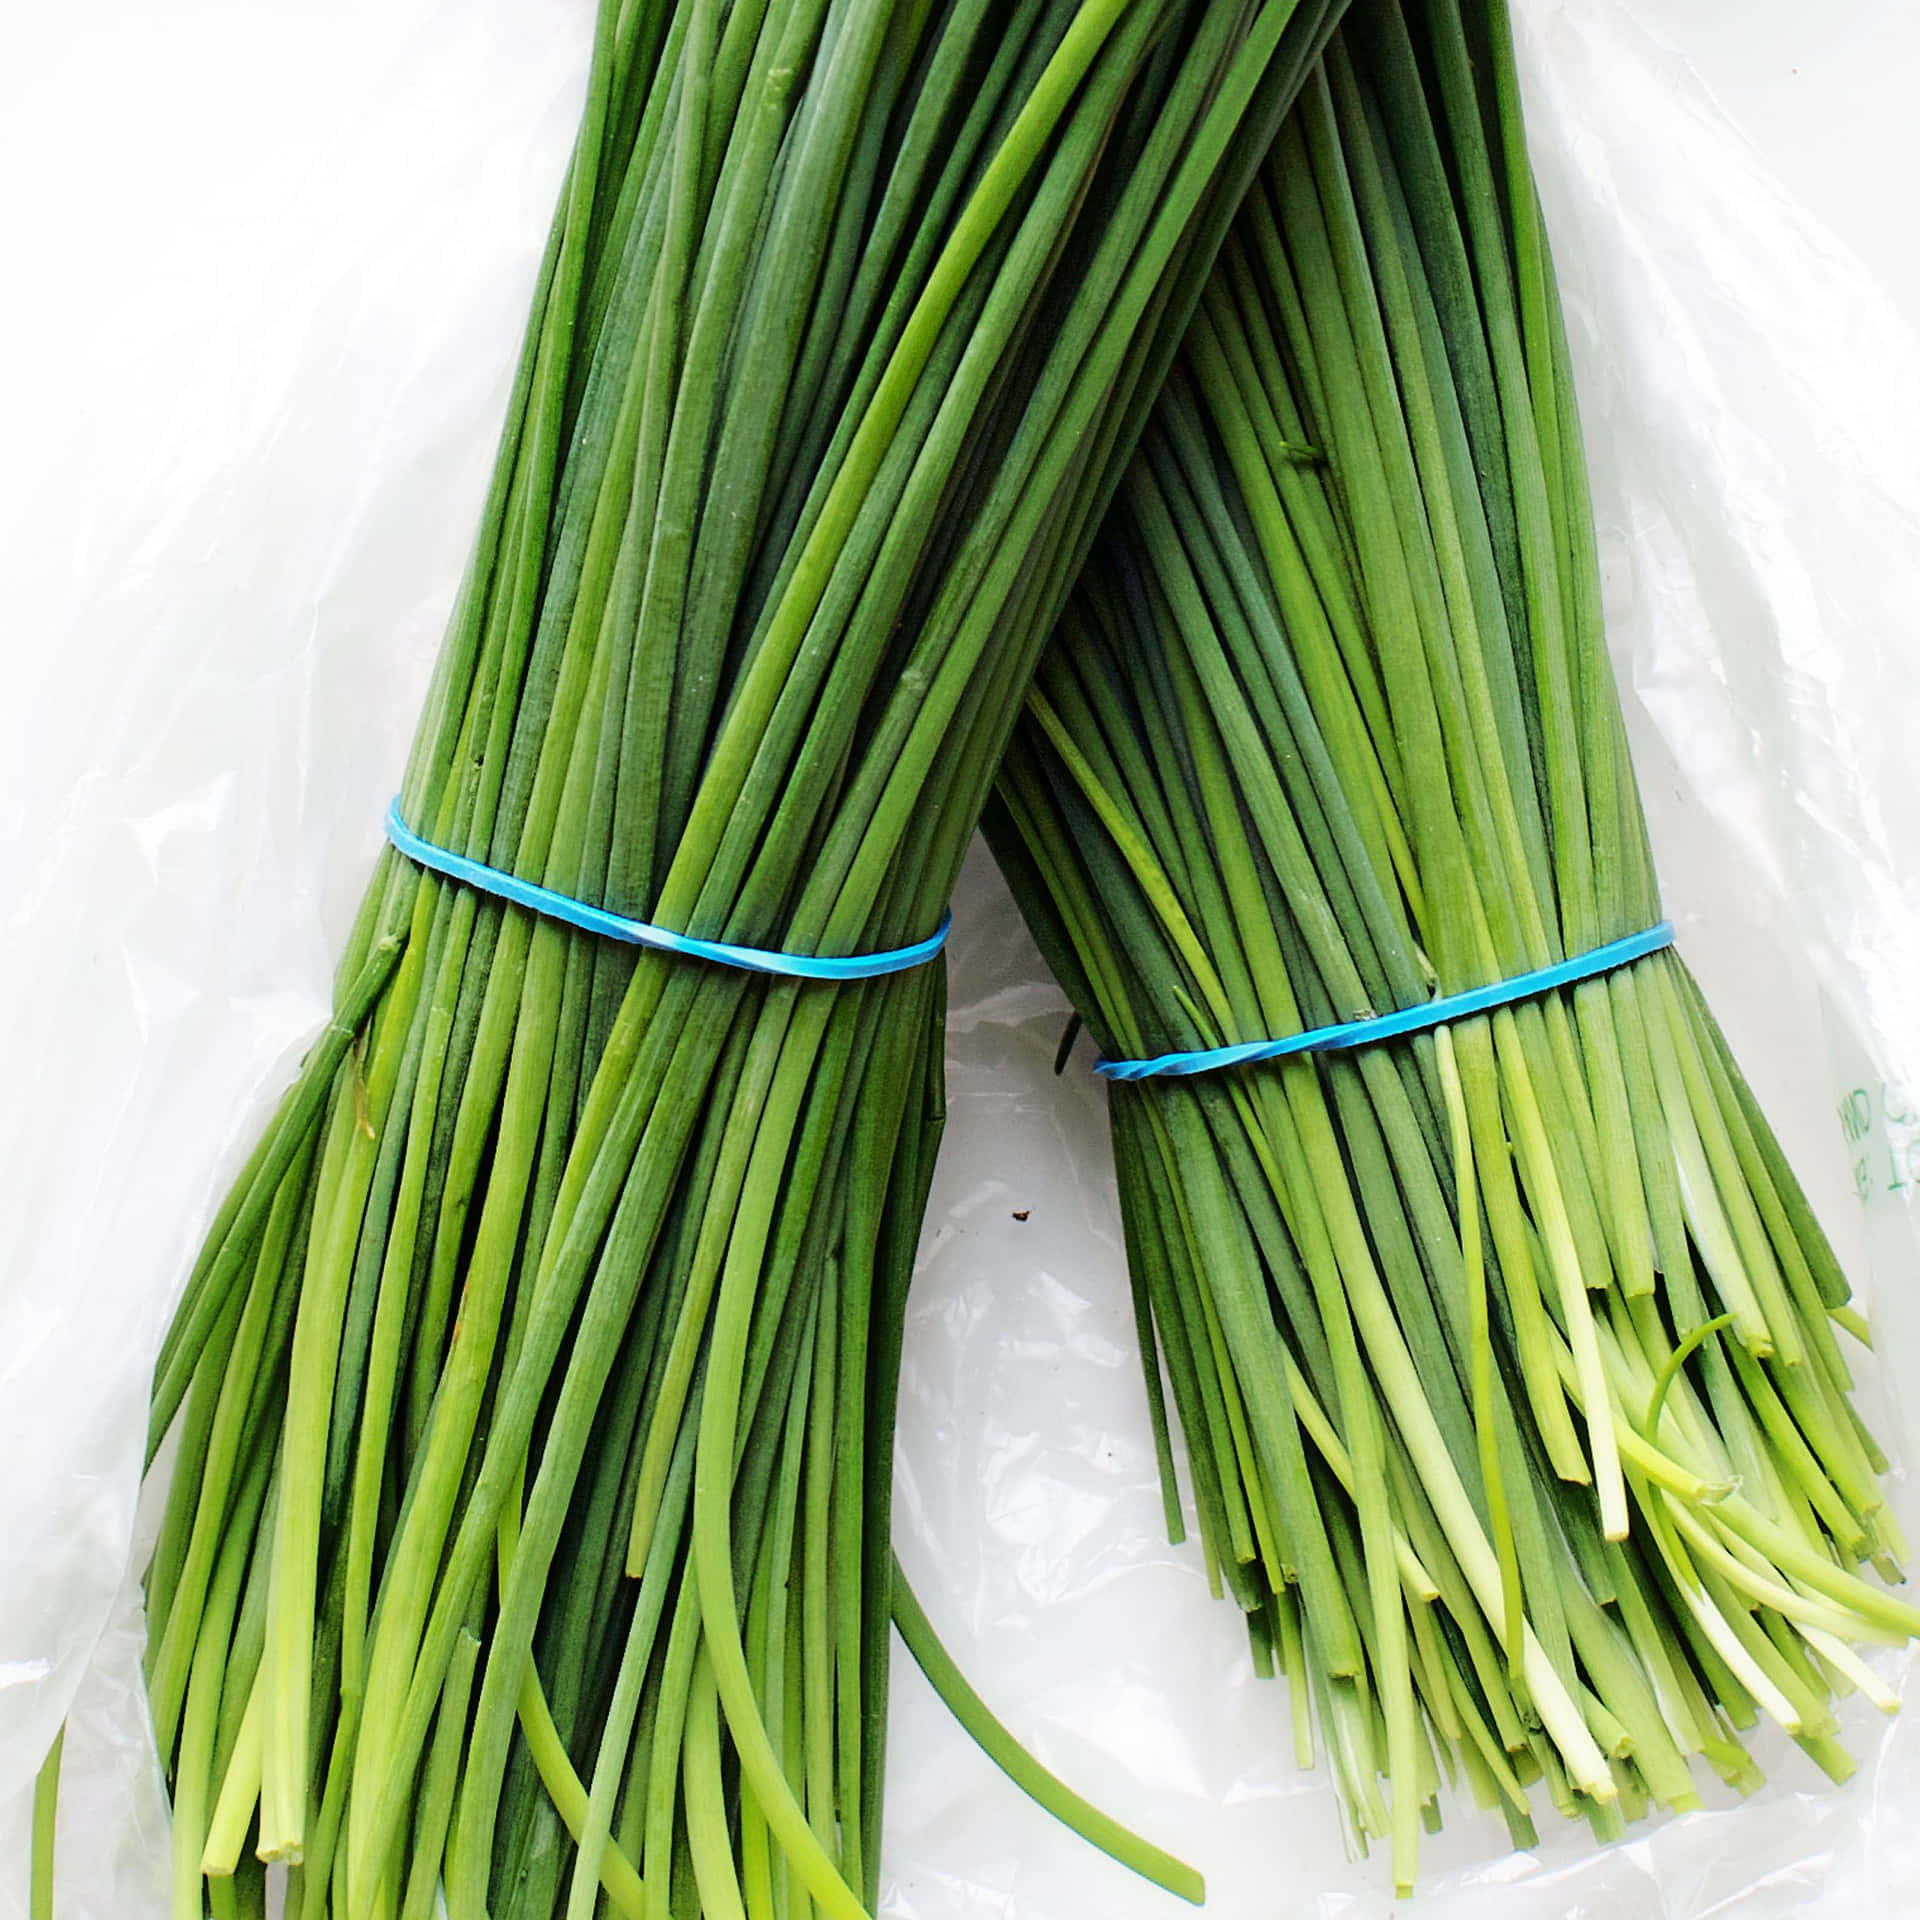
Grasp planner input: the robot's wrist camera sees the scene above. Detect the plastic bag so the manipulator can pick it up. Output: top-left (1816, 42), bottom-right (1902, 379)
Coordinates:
top-left (6, 1), bottom-right (1920, 1914)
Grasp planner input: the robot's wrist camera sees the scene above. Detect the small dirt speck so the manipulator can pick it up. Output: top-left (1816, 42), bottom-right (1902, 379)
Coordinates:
top-left (1011, 1208), bottom-right (1031, 1223)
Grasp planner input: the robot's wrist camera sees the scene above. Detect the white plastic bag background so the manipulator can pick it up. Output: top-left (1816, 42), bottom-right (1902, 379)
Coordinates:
top-left (4, 2), bottom-right (1919, 1915)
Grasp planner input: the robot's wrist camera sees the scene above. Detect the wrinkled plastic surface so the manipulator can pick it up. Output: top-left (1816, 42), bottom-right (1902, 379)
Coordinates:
top-left (5, 1), bottom-right (1920, 1915)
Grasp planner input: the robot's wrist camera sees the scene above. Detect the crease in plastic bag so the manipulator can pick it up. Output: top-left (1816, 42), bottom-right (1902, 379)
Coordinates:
top-left (6, 1), bottom-right (1920, 1916)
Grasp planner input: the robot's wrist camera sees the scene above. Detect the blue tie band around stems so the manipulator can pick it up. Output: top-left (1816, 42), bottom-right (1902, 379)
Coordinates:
top-left (384, 800), bottom-right (951, 982)
top-left (1095, 921), bottom-right (1676, 1082)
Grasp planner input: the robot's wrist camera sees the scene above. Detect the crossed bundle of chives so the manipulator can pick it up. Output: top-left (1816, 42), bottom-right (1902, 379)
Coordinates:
top-left (36, 0), bottom-right (1366, 1913)
top-left (990, 0), bottom-right (1916, 1892)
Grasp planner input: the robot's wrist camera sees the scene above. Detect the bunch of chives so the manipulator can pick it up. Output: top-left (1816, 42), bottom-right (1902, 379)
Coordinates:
top-left (989, 0), bottom-right (1916, 1892)
top-left (74, 0), bottom-right (1362, 1913)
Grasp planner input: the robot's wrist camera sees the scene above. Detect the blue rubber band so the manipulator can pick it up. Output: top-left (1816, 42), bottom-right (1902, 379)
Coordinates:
top-left (384, 800), bottom-right (950, 981)
top-left (1095, 922), bottom-right (1675, 1081)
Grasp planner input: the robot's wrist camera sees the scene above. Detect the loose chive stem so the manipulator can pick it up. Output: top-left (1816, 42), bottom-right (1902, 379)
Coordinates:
top-left (892, 1565), bottom-right (1206, 1904)
top-left (31, 1727), bottom-right (62, 1920)
top-left (1436, 1027), bottom-right (1522, 1680)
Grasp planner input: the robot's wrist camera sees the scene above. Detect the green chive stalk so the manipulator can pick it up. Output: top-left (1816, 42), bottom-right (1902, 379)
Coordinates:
top-left (113, 0), bottom-right (1353, 1912)
top-left (989, 0), bottom-right (1916, 1891)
